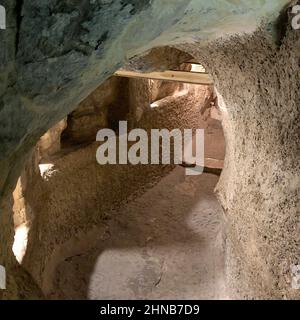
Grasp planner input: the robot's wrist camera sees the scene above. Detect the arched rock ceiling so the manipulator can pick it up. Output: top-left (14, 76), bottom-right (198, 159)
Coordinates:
top-left (0, 0), bottom-right (290, 163)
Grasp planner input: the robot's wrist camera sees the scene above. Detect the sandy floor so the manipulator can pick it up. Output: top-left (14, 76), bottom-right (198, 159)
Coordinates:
top-left (52, 167), bottom-right (227, 299)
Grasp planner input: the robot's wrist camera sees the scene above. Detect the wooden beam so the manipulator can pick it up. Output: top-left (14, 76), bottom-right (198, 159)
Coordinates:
top-left (114, 69), bottom-right (214, 86)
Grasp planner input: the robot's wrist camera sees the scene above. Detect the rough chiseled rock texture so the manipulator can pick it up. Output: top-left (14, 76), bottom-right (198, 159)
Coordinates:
top-left (16, 75), bottom-right (222, 297)
top-left (0, 0), bottom-right (298, 299)
top-left (180, 24), bottom-right (300, 298)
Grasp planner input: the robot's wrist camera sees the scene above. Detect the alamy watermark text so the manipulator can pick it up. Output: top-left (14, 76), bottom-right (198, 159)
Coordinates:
top-left (0, 5), bottom-right (5, 30)
top-left (96, 121), bottom-right (204, 176)
top-left (0, 265), bottom-right (6, 290)
top-left (292, 5), bottom-right (300, 30)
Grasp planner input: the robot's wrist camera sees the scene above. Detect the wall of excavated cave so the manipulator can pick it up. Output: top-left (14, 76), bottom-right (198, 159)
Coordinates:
top-left (0, 0), bottom-right (298, 300)
top-left (12, 76), bottom-right (224, 296)
top-left (178, 25), bottom-right (300, 299)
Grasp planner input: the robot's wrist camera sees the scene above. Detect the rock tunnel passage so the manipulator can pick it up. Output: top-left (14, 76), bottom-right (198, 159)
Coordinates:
top-left (51, 168), bottom-right (226, 300)
top-left (10, 64), bottom-right (226, 299)
top-left (0, 1), bottom-right (299, 301)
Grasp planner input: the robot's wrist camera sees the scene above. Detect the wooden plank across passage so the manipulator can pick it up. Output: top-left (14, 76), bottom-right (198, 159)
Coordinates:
top-left (114, 69), bottom-right (214, 86)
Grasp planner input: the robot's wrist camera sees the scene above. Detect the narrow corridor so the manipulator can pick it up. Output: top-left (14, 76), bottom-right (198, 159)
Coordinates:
top-left (52, 167), bottom-right (227, 300)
